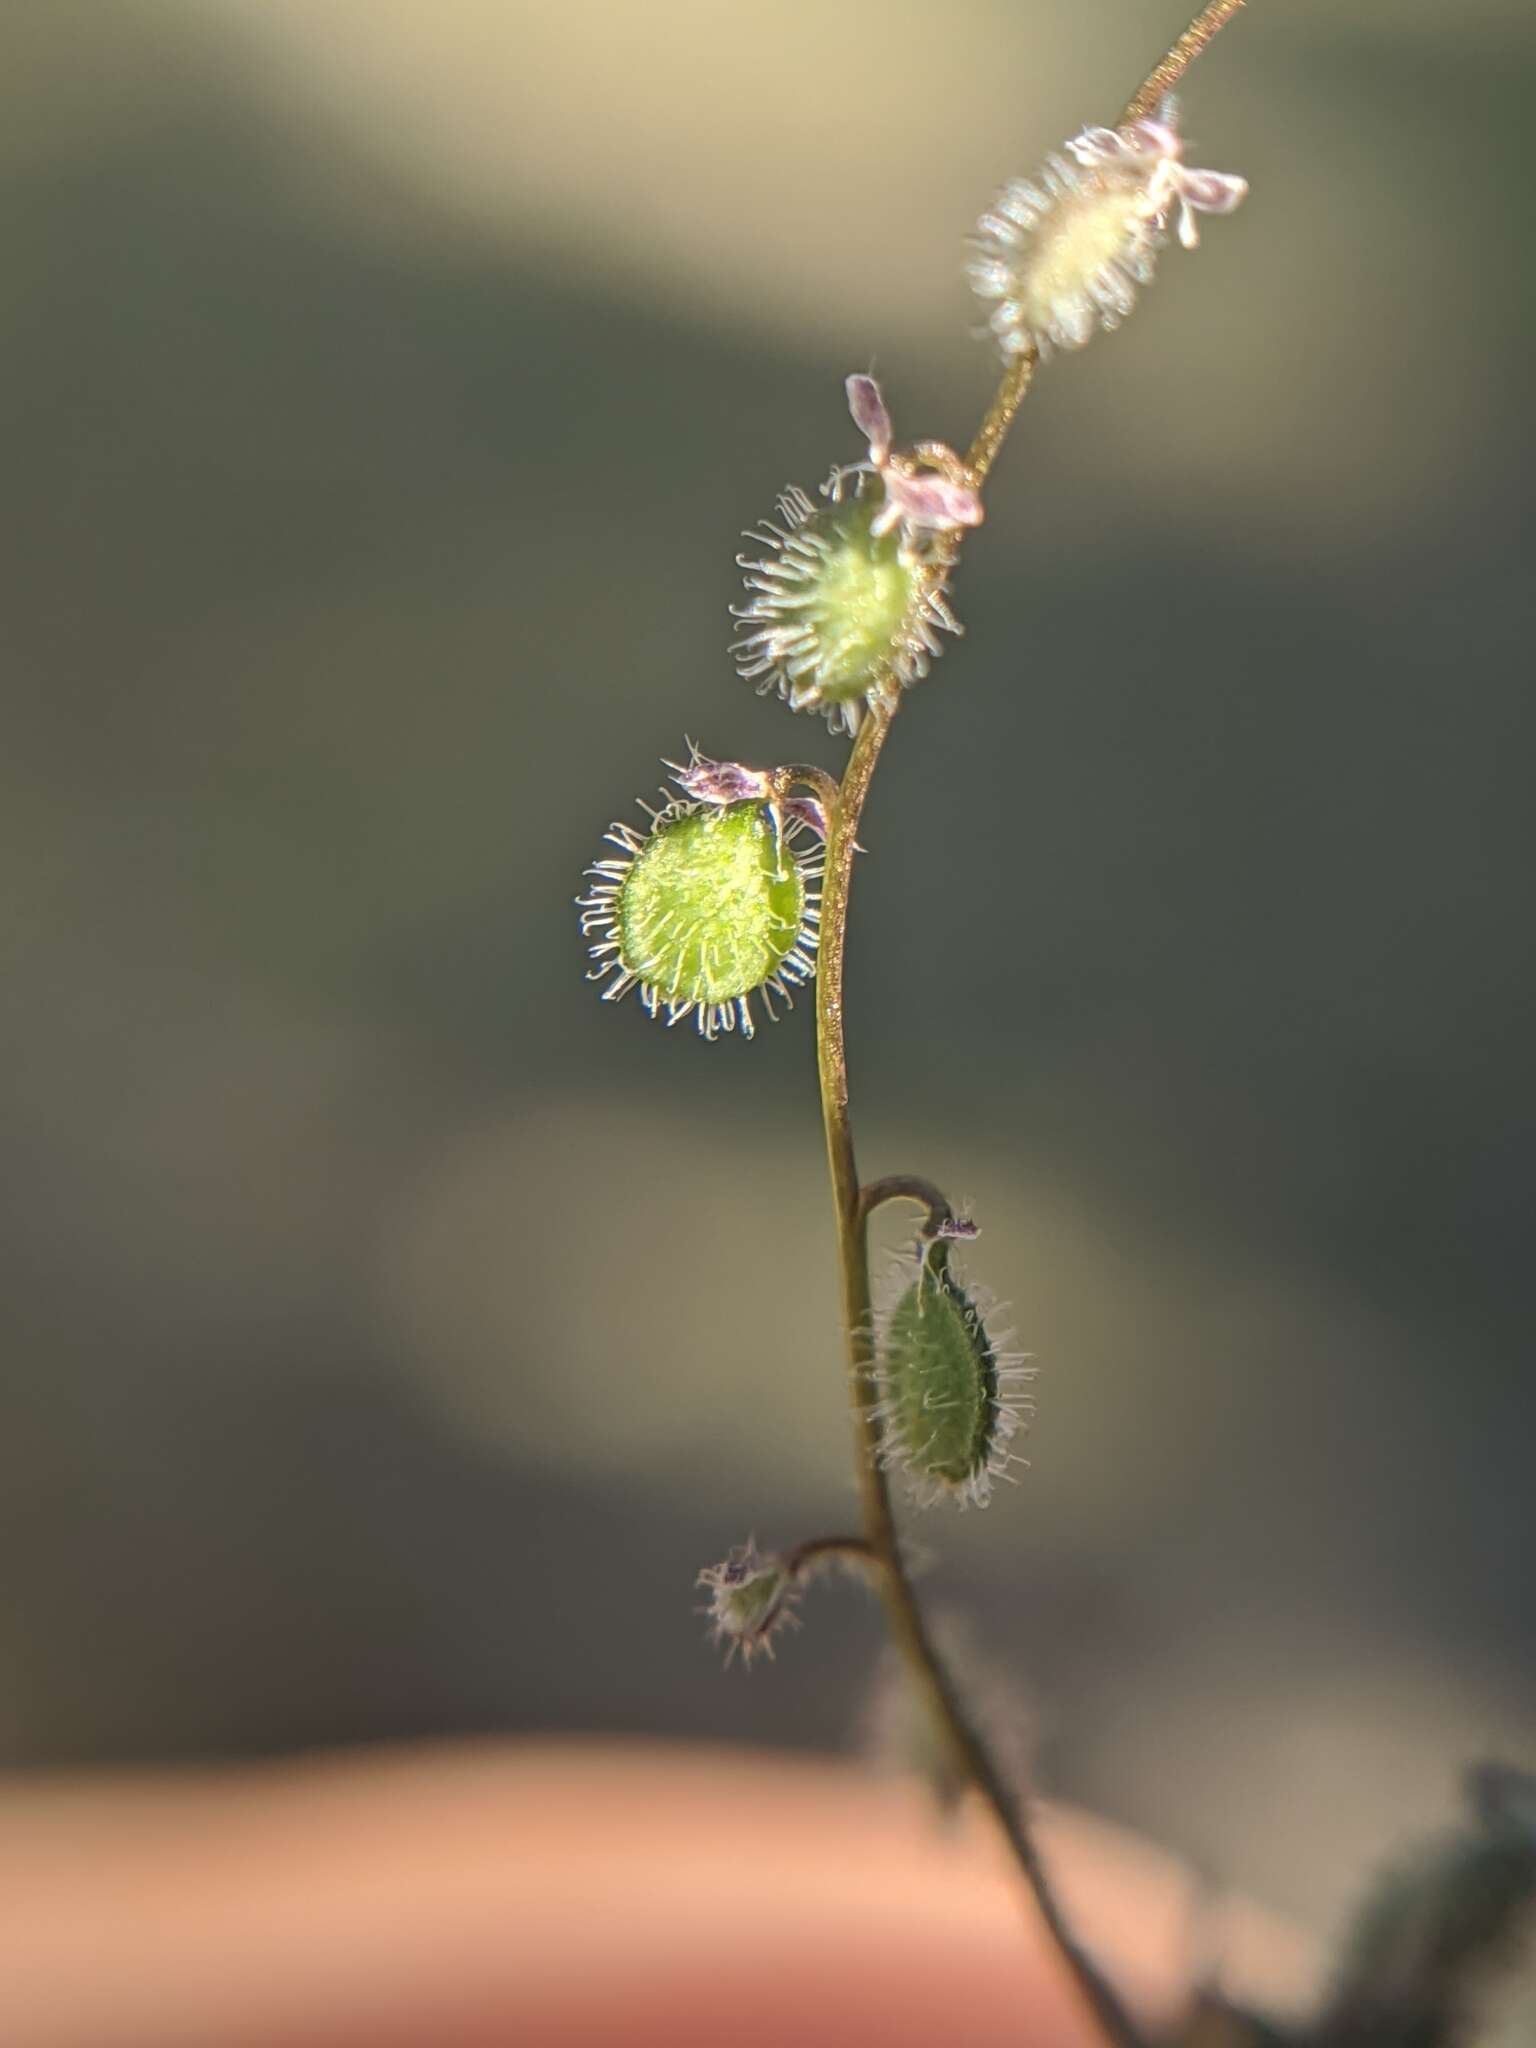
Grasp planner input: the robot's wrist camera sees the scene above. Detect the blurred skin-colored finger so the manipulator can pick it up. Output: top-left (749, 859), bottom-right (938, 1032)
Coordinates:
top-left (0, 1741), bottom-right (1313, 2048)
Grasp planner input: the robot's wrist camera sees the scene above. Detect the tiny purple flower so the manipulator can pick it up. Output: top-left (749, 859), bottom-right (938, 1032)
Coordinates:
top-left (838, 375), bottom-right (984, 550)
top-left (782, 793), bottom-right (831, 843)
top-left (871, 469), bottom-right (984, 540)
top-left (845, 374), bottom-right (892, 467)
top-left (668, 748), bottom-right (773, 808)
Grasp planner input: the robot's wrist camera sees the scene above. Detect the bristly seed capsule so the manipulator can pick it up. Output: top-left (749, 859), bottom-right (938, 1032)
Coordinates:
top-left (874, 1238), bottom-right (1035, 1509)
top-left (577, 769), bottom-right (822, 1040)
top-left (968, 100), bottom-right (1248, 360)
top-left (696, 1539), bottom-right (801, 1666)
top-left (731, 377), bottom-right (978, 736)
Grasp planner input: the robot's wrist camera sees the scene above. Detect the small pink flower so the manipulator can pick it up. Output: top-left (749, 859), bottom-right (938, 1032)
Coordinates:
top-left (665, 746), bottom-right (832, 843)
top-left (838, 374), bottom-right (983, 550)
top-left (845, 374), bottom-right (892, 467)
top-left (873, 468), bottom-right (985, 540)
top-left (667, 747), bottom-right (773, 809)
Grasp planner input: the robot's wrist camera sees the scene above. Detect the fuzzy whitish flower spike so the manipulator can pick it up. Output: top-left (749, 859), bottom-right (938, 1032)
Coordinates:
top-left (968, 100), bottom-right (1247, 359)
top-left (577, 772), bottom-right (822, 1040)
top-left (730, 376), bottom-right (976, 736)
top-left (873, 1235), bottom-right (1037, 1510)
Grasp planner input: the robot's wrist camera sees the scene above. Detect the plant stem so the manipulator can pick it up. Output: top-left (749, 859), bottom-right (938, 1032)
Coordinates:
top-left (966, 349), bottom-right (1039, 487)
top-left (857, 1174), bottom-right (958, 1237)
top-left (812, 11), bottom-right (1249, 2042)
top-left (814, 703), bottom-right (891, 1312)
top-left (783, 1533), bottom-right (877, 1578)
top-left (781, 763), bottom-right (842, 812)
top-left (816, 708), bottom-right (1144, 2048)
top-left (814, 707), bottom-right (1141, 2047)
top-left (1123, 0), bottom-right (1246, 124)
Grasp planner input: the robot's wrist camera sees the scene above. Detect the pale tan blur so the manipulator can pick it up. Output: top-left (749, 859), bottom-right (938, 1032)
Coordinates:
top-left (0, 1743), bottom-right (1314, 2047)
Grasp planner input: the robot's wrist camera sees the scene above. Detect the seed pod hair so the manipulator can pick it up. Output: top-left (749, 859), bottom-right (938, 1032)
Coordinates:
top-left (578, 769), bottom-right (822, 1040)
top-left (873, 1237), bottom-right (1035, 1509)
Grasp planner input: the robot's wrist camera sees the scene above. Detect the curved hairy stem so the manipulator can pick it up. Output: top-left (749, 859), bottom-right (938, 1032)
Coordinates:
top-left (812, 13), bottom-right (1250, 2045)
top-left (780, 763), bottom-right (842, 812)
top-left (857, 1175), bottom-right (958, 1237)
top-left (783, 1533), bottom-right (877, 1578)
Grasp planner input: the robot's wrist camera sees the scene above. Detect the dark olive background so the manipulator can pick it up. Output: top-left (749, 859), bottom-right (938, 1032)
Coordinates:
top-left (2, 0), bottom-right (1532, 1939)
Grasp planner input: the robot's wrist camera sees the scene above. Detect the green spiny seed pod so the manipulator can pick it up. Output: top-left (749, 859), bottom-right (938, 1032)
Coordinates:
top-left (874, 1242), bottom-right (1034, 1508)
top-left (731, 476), bottom-right (962, 736)
top-left (578, 788), bottom-right (821, 1039)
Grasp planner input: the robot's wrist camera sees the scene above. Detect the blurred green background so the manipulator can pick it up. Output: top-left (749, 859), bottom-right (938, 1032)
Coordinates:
top-left (3, 0), bottom-right (1533, 1940)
